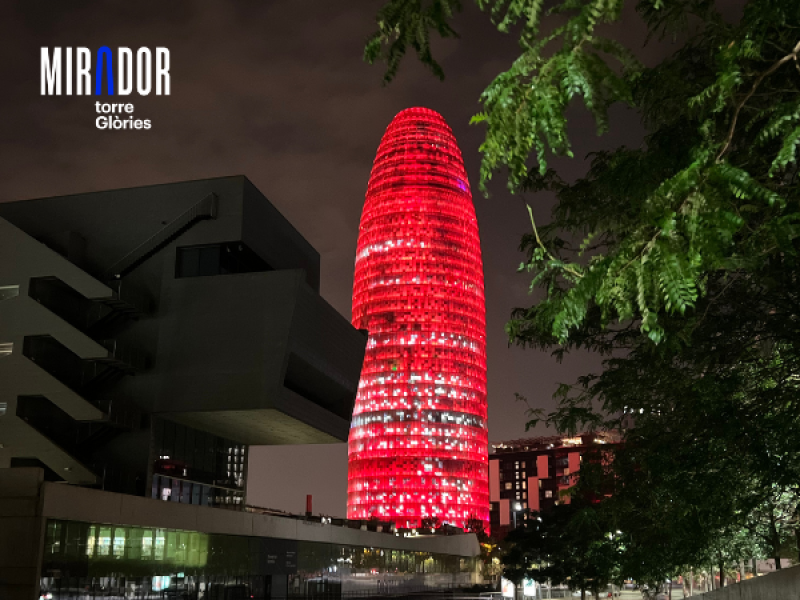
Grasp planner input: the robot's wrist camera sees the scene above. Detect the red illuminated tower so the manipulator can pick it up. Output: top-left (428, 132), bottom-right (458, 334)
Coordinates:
top-left (347, 108), bottom-right (489, 530)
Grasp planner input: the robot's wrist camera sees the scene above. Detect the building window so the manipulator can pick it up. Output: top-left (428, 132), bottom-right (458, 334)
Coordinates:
top-left (545, 490), bottom-right (553, 498)
top-left (522, 481), bottom-right (526, 489)
top-left (0, 285), bottom-right (19, 301)
top-left (113, 529), bottom-right (125, 558)
top-left (521, 461), bottom-right (526, 468)
top-left (86, 526), bottom-right (96, 557)
top-left (515, 472), bottom-right (519, 479)
top-left (0, 402), bottom-right (6, 416)
top-left (175, 242), bottom-right (271, 278)
top-left (515, 482), bottom-right (520, 489)
top-left (97, 527), bottom-right (111, 556)
top-left (504, 482), bottom-right (512, 490)
top-left (0, 343), bottom-right (12, 357)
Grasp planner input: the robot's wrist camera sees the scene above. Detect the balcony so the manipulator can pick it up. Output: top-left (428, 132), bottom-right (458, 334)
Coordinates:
top-left (22, 335), bottom-right (149, 409)
top-left (28, 276), bottom-right (151, 340)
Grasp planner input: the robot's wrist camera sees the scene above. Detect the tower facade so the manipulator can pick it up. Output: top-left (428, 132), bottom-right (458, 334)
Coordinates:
top-left (347, 108), bottom-right (489, 530)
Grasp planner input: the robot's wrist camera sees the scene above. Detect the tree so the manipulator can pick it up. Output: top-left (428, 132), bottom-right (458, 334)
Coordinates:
top-left (504, 500), bottom-right (620, 600)
top-left (463, 514), bottom-right (489, 540)
top-left (364, 0), bottom-right (799, 342)
top-left (464, 515), bottom-right (504, 580)
top-left (363, 0), bottom-right (800, 581)
top-left (522, 260), bottom-right (800, 574)
top-left (743, 487), bottom-right (800, 569)
top-left (421, 515), bottom-right (442, 531)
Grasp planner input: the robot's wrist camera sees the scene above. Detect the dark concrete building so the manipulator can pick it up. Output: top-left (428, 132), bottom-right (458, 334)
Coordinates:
top-left (0, 177), bottom-right (480, 600)
top-left (488, 432), bottom-right (619, 536)
top-left (0, 176), bottom-right (366, 503)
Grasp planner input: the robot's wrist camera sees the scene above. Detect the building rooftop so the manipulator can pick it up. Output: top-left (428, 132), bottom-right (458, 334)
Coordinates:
top-left (491, 431), bottom-right (620, 453)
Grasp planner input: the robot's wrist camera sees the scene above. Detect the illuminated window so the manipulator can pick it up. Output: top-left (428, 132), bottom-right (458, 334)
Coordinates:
top-left (97, 527), bottom-right (111, 556)
top-left (86, 526), bottom-right (96, 556)
top-left (505, 483), bottom-right (512, 490)
top-left (154, 530), bottom-right (165, 561)
top-left (0, 343), bottom-right (12, 357)
top-left (142, 531), bottom-right (153, 559)
top-left (46, 521), bottom-right (62, 555)
top-left (545, 490), bottom-right (553, 498)
top-left (0, 286), bottom-right (19, 301)
top-left (113, 529), bottom-right (125, 558)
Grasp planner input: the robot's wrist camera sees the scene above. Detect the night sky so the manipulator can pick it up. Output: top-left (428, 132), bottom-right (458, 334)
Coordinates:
top-left (1, 0), bottom-right (700, 517)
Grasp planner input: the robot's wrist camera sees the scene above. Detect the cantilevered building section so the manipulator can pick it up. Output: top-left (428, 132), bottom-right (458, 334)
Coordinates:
top-left (347, 108), bottom-right (489, 530)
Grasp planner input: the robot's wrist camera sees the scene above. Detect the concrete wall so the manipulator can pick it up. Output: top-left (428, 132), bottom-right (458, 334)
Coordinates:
top-left (39, 481), bottom-right (481, 557)
top-left (0, 217), bottom-right (113, 482)
top-left (695, 566), bottom-right (800, 599)
top-left (0, 468), bottom-right (46, 600)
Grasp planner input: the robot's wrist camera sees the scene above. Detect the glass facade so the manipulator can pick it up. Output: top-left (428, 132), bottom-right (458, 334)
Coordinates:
top-left (151, 418), bottom-right (247, 509)
top-left (347, 108), bottom-right (489, 530)
top-left (40, 519), bottom-right (477, 600)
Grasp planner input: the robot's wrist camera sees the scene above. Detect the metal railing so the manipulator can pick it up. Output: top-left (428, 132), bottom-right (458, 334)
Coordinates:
top-left (104, 278), bottom-right (154, 315)
top-left (104, 193), bottom-right (218, 280)
top-left (98, 338), bottom-right (150, 372)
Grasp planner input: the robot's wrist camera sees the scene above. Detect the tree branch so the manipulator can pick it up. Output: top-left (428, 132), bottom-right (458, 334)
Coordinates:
top-left (526, 204), bottom-right (584, 279)
top-left (716, 39), bottom-right (800, 163)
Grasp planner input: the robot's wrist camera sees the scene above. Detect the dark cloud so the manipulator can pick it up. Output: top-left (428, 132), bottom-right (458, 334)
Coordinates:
top-left (1, 0), bottom-right (684, 516)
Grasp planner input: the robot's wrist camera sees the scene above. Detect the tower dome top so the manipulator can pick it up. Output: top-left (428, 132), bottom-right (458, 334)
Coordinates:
top-left (367, 107), bottom-right (470, 198)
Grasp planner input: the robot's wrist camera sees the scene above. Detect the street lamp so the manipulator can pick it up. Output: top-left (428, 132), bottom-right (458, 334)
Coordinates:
top-left (513, 502), bottom-right (523, 529)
